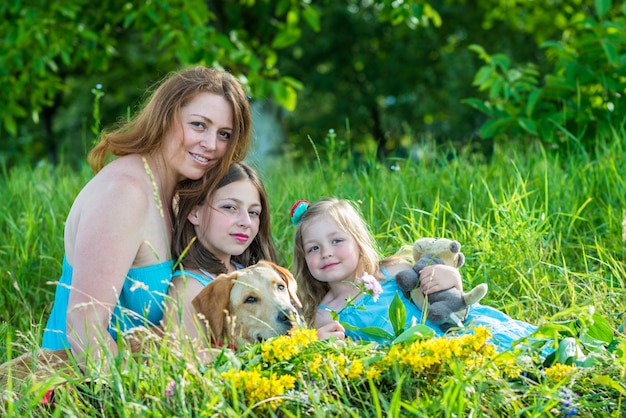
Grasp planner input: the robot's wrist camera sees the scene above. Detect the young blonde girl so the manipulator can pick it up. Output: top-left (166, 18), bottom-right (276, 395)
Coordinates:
top-left (292, 197), bottom-right (537, 350)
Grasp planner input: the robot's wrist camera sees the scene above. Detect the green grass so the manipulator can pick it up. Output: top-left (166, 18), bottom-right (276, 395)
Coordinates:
top-left (1, 135), bottom-right (625, 416)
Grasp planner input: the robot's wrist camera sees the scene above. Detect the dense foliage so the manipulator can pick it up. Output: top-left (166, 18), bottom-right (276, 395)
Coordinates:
top-left (464, 1), bottom-right (626, 151)
top-left (0, 0), bottom-right (430, 165)
top-left (2, 1), bottom-right (625, 166)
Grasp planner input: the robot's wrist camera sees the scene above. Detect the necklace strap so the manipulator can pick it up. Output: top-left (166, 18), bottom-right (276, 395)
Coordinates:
top-left (199, 269), bottom-right (215, 280)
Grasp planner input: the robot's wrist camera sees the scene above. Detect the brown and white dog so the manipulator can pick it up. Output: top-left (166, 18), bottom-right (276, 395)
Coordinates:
top-left (193, 260), bottom-right (302, 346)
top-left (0, 260), bottom-right (301, 387)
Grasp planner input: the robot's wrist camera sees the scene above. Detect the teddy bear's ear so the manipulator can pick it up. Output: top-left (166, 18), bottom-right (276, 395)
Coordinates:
top-left (456, 252), bottom-right (465, 268)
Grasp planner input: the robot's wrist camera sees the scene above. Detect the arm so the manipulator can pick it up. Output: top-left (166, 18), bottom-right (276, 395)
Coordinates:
top-left (66, 174), bottom-right (149, 371)
top-left (162, 275), bottom-right (207, 343)
top-left (418, 264), bottom-right (463, 295)
top-left (316, 320), bottom-right (345, 341)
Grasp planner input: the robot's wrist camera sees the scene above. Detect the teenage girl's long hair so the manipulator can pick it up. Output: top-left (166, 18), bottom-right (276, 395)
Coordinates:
top-left (173, 162), bottom-right (277, 276)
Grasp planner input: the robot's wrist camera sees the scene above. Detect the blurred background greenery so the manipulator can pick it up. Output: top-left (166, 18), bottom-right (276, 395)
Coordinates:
top-left (2, 0), bottom-right (624, 168)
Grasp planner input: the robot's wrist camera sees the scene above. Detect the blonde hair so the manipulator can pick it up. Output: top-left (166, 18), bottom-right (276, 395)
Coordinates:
top-left (293, 198), bottom-right (381, 324)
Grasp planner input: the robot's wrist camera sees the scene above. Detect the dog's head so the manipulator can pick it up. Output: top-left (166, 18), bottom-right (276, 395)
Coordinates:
top-left (191, 260), bottom-right (302, 346)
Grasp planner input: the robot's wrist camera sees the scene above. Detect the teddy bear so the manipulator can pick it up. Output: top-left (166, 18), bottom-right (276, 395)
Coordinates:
top-left (395, 237), bottom-right (488, 332)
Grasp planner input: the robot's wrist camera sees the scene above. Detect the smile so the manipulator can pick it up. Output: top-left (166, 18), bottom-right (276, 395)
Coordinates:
top-left (322, 262), bottom-right (339, 270)
top-left (190, 152), bottom-right (210, 164)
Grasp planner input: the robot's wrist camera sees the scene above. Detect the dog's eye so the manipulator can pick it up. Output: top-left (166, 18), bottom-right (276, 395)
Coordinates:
top-left (245, 296), bottom-right (257, 304)
top-left (277, 284), bottom-right (285, 291)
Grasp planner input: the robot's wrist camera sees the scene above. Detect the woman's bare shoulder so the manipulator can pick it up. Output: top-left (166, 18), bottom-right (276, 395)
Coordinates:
top-left (81, 156), bottom-right (152, 204)
top-left (65, 156), bottom-right (153, 244)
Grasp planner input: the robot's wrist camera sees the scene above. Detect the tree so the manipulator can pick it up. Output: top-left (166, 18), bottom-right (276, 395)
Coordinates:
top-left (0, 0), bottom-right (435, 166)
top-left (0, 0), bottom-right (315, 165)
top-left (277, 0), bottom-right (556, 160)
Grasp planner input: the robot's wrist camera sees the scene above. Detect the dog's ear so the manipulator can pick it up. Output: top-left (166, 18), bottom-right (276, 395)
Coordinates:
top-left (261, 260), bottom-right (302, 309)
top-left (192, 273), bottom-right (236, 342)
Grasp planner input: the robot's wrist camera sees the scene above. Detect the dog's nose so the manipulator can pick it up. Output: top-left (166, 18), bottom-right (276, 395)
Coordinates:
top-left (277, 307), bottom-right (297, 326)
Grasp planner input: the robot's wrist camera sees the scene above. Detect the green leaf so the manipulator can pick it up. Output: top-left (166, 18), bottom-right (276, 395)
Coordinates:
top-left (468, 44), bottom-right (489, 62)
top-left (276, 0), bottom-right (290, 16)
top-left (358, 327), bottom-right (396, 341)
top-left (479, 117), bottom-right (513, 139)
top-left (388, 292), bottom-right (406, 337)
top-left (60, 48), bottom-right (71, 66)
top-left (286, 9), bottom-right (299, 27)
top-left (531, 322), bottom-right (578, 339)
top-left (341, 323), bottom-right (394, 342)
top-left (525, 89), bottom-right (541, 117)
top-left (3, 114), bottom-right (17, 136)
top-left (540, 40), bottom-right (564, 50)
top-left (584, 313), bottom-right (615, 344)
top-left (555, 337), bottom-right (585, 365)
top-left (157, 30), bottom-right (177, 50)
top-left (544, 75), bottom-right (576, 92)
top-left (538, 119), bottom-right (556, 141)
top-left (271, 28), bottom-right (301, 49)
top-left (473, 66), bottom-right (494, 88)
top-left (302, 5), bottom-right (320, 32)
top-left (591, 375), bottom-right (626, 395)
top-left (518, 117), bottom-right (538, 136)
top-left (271, 81), bottom-right (298, 111)
top-left (392, 324), bottom-right (435, 345)
top-left (488, 78), bottom-right (504, 100)
top-left (491, 54), bottom-right (510, 71)
top-left (601, 39), bottom-right (618, 66)
top-left (462, 98), bottom-right (493, 116)
top-left (594, 0), bottom-right (611, 19)
top-left (280, 76), bottom-right (304, 91)
top-left (123, 11), bottom-right (136, 28)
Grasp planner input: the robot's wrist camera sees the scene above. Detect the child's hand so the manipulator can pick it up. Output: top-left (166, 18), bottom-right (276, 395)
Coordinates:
top-left (317, 320), bottom-right (346, 341)
top-left (419, 264), bottom-right (462, 295)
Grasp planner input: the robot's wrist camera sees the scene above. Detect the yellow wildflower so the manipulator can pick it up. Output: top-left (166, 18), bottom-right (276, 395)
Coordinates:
top-left (290, 327), bottom-right (318, 345)
top-left (329, 354), bottom-right (348, 377)
top-left (365, 366), bottom-right (383, 381)
top-left (221, 369), bottom-right (296, 408)
top-left (347, 359), bottom-right (364, 379)
top-left (261, 327), bottom-right (317, 363)
top-left (306, 353), bottom-right (324, 379)
top-left (545, 363), bottom-right (577, 383)
top-left (383, 327), bottom-right (497, 376)
top-left (499, 361), bottom-right (522, 378)
top-left (471, 326), bottom-right (491, 346)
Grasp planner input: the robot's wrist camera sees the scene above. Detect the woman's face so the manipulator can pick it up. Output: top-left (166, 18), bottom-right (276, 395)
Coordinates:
top-left (164, 92), bottom-right (234, 181)
top-left (188, 179), bottom-right (261, 266)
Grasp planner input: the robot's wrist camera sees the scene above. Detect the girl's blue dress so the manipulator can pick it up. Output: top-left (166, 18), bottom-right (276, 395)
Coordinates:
top-left (331, 278), bottom-right (536, 351)
top-left (170, 261), bottom-right (243, 287)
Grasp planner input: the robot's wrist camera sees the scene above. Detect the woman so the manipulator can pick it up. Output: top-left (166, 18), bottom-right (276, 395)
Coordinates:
top-left (41, 66), bottom-right (251, 371)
